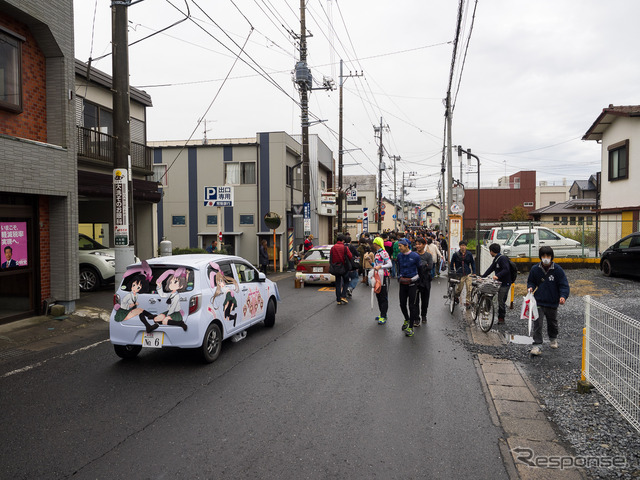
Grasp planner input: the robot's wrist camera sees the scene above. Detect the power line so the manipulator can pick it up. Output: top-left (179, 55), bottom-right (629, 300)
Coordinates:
top-left (452, 0), bottom-right (478, 111)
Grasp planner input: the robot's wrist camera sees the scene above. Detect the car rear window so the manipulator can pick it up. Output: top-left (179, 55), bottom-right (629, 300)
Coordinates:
top-left (496, 230), bottom-right (513, 240)
top-left (121, 265), bottom-right (195, 294)
top-left (304, 249), bottom-right (329, 261)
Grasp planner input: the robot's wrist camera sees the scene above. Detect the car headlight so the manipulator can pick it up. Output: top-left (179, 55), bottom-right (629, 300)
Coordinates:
top-left (107, 260), bottom-right (116, 267)
top-left (91, 251), bottom-right (113, 258)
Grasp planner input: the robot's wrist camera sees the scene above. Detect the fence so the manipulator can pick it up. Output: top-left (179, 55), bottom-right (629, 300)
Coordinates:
top-left (476, 218), bottom-right (639, 258)
top-left (583, 295), bottom-right (640, 433)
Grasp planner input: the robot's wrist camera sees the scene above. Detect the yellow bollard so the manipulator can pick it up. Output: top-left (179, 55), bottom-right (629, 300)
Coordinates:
top-left (577, 327), bottom-right (592, 393)
top-left (509, 283), bottom-right (515, 309)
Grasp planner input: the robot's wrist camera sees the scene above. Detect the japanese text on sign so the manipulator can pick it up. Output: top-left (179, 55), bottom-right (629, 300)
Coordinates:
top-left (204, 186), bottom-right (234, 207)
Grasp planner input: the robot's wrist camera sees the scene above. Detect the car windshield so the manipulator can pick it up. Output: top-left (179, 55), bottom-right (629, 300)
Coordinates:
top-left (79, 234), bottom-right (108, 250)
top-left (304, 249), bottom-right (330, 261)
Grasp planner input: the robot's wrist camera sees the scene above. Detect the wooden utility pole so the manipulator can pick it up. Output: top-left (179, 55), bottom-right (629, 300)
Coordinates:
top-left (389, 155), bottom-right (400, 231)
top-left (374, 118), bottom-right (386, 232)
top-left (299, 0), bottom-right (310, 205)
top-left (337, 59), bottom-right (362, 232)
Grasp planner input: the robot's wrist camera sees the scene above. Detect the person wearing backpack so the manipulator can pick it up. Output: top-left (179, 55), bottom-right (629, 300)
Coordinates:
top-left (481, 243), bottom-right (512, 324)
top-left (329, 234), bottom-right (353, 305)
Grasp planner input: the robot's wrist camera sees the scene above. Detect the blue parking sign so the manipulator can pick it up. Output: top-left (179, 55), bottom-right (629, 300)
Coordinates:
top-left (204, 186), bottom-right (234, 207)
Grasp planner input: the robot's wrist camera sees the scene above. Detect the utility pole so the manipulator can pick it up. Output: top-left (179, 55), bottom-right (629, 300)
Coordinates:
top-left (298, 0), bottom-right (310, 205)
top-left (337, 59), bottom-right (362, 232)
top-left (373, 118), bottom-right (388, 232)
top-left (112, 0), bottom-right (135, 288)
top-left (401, 171), bottom-right (416, 229)
top-left (446, 91), bottom-right (453, 221)
top-left (389, 155), bottom-right (400, 231)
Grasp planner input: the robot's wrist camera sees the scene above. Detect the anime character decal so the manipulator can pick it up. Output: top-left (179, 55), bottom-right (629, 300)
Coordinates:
top-left (242, 288), bottom-right (264, 318)
top-left (207, 262), bottom-right (240, 327)
top-left (113, 261), bottom-right (189, 333)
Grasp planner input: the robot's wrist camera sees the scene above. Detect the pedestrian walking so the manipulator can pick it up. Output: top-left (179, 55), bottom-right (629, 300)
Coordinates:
top-left (372, 236), bottom-right (392, 324)
top-left (396, 238), bottom-right (421, 337)
top-left (362, 245), bottom-right (374, 284)
top-left (481, 243), bottom-right (511, 324)
top-left (450, 240), bottom-right (475, 306)
top-left (345, 235), bottom-right (360, 297)
top-left (206, 240), bottom-right (218, 253)
top-left (527, 246), bottom-right (570, 356)
top-left (329, 234), bottom-right (353, 305)
top-left (259, 239), bottom-right (269, 275)
top-left (426, 237), bottom-right (440, 279)
top-left (414, 237), bottom-right (433, 326)
top-left (392, 235), bottom-right (400, 278)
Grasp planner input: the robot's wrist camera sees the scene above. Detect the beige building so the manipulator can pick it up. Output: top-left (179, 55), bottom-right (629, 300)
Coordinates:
top-left (150, 133), bottom-right (334, 266)
top-left (341, 174), bottom-right (377, 236)
top-left (535, 181), bottom-right (569, 209)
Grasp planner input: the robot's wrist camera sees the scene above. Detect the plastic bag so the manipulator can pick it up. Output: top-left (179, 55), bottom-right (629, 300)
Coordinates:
top-left (439, 257), bottom-right (447, 273)
top-left (520, 292), bottom-right (539, 336)
top-left (368, 269), bottom-right (382, 292)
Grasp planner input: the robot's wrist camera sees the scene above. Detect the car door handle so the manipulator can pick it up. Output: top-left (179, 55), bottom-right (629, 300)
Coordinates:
top-left (242, 287), bottom-right (249, 292)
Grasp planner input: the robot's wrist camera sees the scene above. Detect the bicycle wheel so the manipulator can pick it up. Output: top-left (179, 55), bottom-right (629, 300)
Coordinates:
top-left (470, 288), bottom-right (479, 321)
top-left (448, 285), bottom-right (456, 314)
top-left (477, 295), bottom-right (495, 332)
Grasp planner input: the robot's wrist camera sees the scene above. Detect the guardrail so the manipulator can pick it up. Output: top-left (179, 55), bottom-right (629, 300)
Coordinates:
top-left (583, 295), bottom-right (640, 433)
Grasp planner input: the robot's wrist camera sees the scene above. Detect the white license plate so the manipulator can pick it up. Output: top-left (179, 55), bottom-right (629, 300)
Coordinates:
top-left (142, 331), bottom-right (164, 348)
top-left (313, 267), bottom-right (324, 273)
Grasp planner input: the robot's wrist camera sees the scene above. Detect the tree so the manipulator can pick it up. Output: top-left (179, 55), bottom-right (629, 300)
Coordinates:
top-left (499, 205), bottom-right (531, 222)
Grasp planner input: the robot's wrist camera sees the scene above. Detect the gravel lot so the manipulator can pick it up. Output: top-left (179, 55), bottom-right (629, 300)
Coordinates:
top-left (462, 267), bottom-right (640, 479)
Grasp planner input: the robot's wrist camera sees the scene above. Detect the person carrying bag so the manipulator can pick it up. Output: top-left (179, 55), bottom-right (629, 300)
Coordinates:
top-left (330, 234), bottom-right (353, 305)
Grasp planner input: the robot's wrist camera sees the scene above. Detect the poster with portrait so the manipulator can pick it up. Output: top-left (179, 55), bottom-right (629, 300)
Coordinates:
top-left (1, 222), bottom-right (28, 268)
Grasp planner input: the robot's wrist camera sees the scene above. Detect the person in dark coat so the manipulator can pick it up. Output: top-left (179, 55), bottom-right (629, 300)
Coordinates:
top-left (482, 243), bottom-right (512, 324)
top-left (527, 246), bottom-right (570, 356)
top-left (259, 239), bottom-right (269, 275)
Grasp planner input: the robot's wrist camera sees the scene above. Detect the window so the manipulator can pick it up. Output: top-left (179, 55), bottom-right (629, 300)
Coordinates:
top-left (153, 164), bottom-right (168, 187)
top-left (523, 202), bottom-right (534, 207)
top-left (225, 162), bottom-right (256, 185)
top-left (286, 166), bottom-right (293, 187)
top-left (578, 216), bottom-right (584, 225)
top-left (514, 177), bottom-right (520, 189)
top-left (239, 214), bottom-right (254, 225)
top-left (206, 215), bottom-right (217, 226)
top-left (570, 216), bottom-right (576, 225)
top-left (514, 233), bottom-right (533, 246)
top-left (608, 140), bottom-right (628, 181)
top-left (172, 215), bottom-right (186, 226)
top-left (539, 229), bottom-right (560, 241)
top-left (549, 201), bottom-right (556, 206)
top-left (234, 262), bottom-right (258, 283)
top-left (82, 100), bottom-right (113, 134)
top-left (561, 216), bottom-right (568, 225)
top-left (586, 216), bottom-right (593, 226)
top-left (321, 179), bottom-right (326, 190)
top-left (553, 216), bottom-right (560, 224)
top-left (0, 29), bottom-right (23, 112)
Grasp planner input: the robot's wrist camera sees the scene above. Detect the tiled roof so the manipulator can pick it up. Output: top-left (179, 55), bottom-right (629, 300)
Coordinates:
top-left (583, 105), bottom-right (640, 141)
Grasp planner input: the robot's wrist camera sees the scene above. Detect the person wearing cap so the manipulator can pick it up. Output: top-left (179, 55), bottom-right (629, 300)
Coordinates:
top-left (414, 237), bottom-right (434, 325)
top-left (372, 236), bottom-right (392, 324)
top-left (450, 240), bottom-right (475, 305)
top-left (396, 238), bottom-right (421, 337)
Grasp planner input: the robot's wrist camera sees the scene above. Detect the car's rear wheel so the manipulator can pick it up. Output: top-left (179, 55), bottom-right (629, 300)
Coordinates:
top-left (264, 298), bottom-right (276, 328)
top-left (601, 259), bottom-right (614, 277)
top-left (79, 266), bottom-right (100, 292)
top-left (114, 344), bottom-right (142, 359)
top-left (200, 323), bottom-right (222, 363)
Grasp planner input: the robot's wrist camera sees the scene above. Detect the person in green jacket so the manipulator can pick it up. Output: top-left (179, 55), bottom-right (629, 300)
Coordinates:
top-left (392, 235), bottom-right (400, 278)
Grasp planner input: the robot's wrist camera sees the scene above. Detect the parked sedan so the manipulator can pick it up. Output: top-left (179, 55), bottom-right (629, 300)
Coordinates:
top-left (502, 227), bottom-right (583, 257)
top-left (109, 254), bottom-right (280, 363)
top-left (295, 245), bottom-right (335, 284)
top-left (600, 232), bottom-right (640, 277)
top-left (79, 234), bottom-right (140, 291)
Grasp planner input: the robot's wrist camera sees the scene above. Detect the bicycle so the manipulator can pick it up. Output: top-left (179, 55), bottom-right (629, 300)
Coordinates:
top-left (467, 276), bottom-right (501, 332)
top-left (445, 271), bottom-right (462, 314)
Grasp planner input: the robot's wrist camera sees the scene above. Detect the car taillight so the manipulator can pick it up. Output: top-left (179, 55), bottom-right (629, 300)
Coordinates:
top-left (189, 294), bottom-right (201, 315)
top-left (114, 294), bottom-right (120, 306)
top-left (296, 264), bottom-right (308, 272)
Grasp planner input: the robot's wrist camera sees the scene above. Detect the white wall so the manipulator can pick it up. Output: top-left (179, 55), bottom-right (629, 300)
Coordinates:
top-left (600, 117), bottom-right (638, 209)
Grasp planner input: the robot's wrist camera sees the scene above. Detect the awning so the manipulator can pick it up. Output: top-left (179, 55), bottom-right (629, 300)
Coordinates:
top-left (198, 232), bottom-right (244, 236)
top-left (78, 170), bottom-right (161, 203)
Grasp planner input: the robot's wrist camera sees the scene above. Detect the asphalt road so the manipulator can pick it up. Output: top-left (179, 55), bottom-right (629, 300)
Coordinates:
top-left (0, 276), bottom-right (510, 480)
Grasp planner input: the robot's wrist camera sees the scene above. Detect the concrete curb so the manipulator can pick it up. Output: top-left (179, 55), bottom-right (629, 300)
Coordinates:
top-left (466, 315), bottom-right (588, 479)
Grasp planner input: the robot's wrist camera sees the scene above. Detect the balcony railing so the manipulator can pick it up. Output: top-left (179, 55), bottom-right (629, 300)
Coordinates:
top-left (77, 126), bottom-right (153, 174)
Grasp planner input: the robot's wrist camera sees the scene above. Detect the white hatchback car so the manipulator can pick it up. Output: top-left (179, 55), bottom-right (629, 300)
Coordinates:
top-left (109, 254), bottom-right (280, 363)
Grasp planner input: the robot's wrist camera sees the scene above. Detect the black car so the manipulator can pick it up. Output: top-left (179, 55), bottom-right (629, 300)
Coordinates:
top-left (600, 232), bottom-right (640, 277)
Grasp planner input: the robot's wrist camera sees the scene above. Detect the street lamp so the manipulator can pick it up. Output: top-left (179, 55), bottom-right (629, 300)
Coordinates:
top-left (458, 146), bottom-right (481, 271)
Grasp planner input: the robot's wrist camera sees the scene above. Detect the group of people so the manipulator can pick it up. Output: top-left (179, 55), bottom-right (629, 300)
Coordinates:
top-left (327, 228), bottom-right (570, 354)
top-left (450, 239), bottom-right (570, 356)
top-left (330, 230), bottom-right (445, 337)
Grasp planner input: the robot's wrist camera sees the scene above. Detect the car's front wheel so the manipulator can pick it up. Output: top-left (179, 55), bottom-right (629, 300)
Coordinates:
top-left (79, 266), bottom-right (100, 292)
top-left (601, 259), bottom-right (614, 277)
top-left (114, 344), bottom-right (142, 359)
top-left (199, 323), bottom-right (222, 363)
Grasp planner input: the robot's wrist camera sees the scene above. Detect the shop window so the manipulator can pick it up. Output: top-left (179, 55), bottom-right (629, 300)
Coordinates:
top-left (0, 29), bottom-right (24, 113)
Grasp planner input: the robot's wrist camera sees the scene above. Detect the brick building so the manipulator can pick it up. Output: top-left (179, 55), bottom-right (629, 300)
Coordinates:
top-left (0, 0), bottom-right (78, 321)
top-left (461, 171), bottom-right (537, 232)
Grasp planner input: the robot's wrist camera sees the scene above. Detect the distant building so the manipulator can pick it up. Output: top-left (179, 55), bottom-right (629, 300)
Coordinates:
top-left (462, 171), bottom-right (536, 232)
top-left (535, 180), bottom-right (569, 209)
top-left (150, 133), bottom-right (334, 266)
top-left (341, 174), bottom-right (376, 237)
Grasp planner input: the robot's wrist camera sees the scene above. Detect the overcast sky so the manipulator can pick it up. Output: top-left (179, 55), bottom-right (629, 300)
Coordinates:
top-left (73, 0), bottom-right (640, 202)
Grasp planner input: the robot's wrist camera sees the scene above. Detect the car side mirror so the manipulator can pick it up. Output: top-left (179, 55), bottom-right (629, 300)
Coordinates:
top-left (257, 272), bottom-right (266, 282)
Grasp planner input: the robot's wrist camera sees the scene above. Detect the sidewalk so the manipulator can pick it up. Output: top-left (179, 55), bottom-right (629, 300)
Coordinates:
top-left (467, 317), bottom-right (587, 479)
